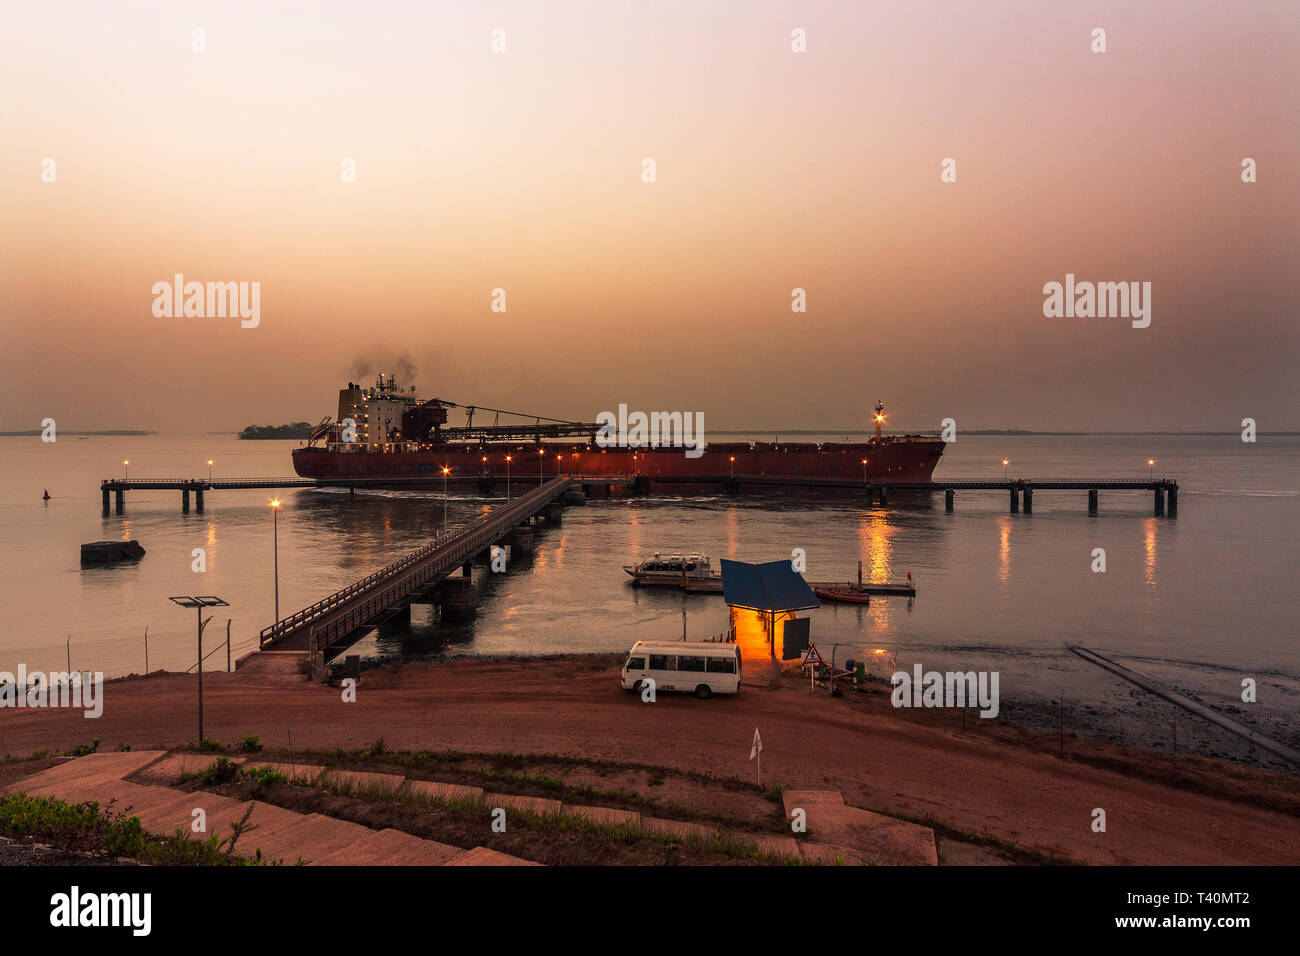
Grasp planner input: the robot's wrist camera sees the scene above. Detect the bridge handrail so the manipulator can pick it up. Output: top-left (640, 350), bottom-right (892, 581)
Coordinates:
top-left (258, 477), bottom-right (570, 645)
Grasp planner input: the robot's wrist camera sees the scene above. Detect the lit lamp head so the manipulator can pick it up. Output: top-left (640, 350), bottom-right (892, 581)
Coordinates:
top-left (270, 499), bottom-right (281, 509)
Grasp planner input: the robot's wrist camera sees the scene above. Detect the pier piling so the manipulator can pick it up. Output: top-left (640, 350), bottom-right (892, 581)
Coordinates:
top-left (1009, 487), bottom-right (1019, 513)
top-left (944, 488), bottom-right (954, 512)
top-left (437, 576), bottom-right (477, 621)
top-left (510, 524), bottom-right (534, 554)
top-left (114, 489), bottom-right (124, 514)
top-left (181, 488), bottom-right (190, 513)
top-left (879, 485), bottom-right (889, 506)
top-left (1088, 489), bottom-right (1098, 514)
top-left (1154, 487), bottom-right (1165, 516)
top-left (102, 488), bottom-right (110, 516)
top-left (1167, 485), bottom-right (1177, 517)
top-left (195, 488), bottom-right (204, 513)
top-left (1023, 486), bottom-right (1033, 514)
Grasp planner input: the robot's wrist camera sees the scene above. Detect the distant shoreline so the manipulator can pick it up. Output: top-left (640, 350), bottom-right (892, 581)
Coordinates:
top-left (0, 430), bottom-right (156, 436)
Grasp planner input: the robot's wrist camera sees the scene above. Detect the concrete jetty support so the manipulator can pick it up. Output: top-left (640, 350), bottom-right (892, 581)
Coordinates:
top-left (1023, 486), bottom-right (1033, 514)
top-left (944, 488), bottom-right (954, 512)
top-left (544, 502), bottom-right (563, 524)
top-left (1009, 487), bottom-right (1019, 513)
top-left (437, 576), bottom-right (477, 621)
top-left (1167, 485), bottom-right (1177, 517)
top-left (879, 485), bottom-right (889, 506)
top-left (195, 487), bottom-right (204, 513)
top-left (181, 487), bottom-right (190, 513)
top-left (1154, 487), bottom-right (1165, 516)
top-left (1088, 489), bottom-right (1098, 514)
top-left (102, 488), bottom-right (110, 516)
top-left (509, 524), bottom-right (534, 554)
top-left (115, 489), bottom-right (124, 514)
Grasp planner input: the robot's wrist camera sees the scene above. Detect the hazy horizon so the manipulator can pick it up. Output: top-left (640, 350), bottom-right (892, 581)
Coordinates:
top-left (3, 1), bottom-right (1297, 433)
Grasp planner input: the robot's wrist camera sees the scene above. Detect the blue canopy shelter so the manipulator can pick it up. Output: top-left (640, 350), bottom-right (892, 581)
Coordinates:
top-left (719, 559), bottom-right (820, 659)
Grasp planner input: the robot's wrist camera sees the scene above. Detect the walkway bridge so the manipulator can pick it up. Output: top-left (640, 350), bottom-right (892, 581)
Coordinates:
top-left (241, 477), bottom-right (573, 667)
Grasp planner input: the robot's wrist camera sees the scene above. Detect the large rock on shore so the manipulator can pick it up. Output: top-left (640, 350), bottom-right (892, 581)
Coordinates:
top-left (81, 540), bottom-right (146, 566)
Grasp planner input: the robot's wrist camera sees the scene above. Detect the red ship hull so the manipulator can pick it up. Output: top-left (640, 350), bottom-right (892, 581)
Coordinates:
top-left (291, 438), bottom-right (945, 483)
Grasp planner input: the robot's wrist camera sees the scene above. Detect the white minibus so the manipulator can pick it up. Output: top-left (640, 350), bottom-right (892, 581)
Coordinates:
top-left (621, 641), bottom-right (742, 698)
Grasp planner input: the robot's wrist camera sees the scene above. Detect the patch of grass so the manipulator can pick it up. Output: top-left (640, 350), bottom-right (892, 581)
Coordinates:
top-left (64, 737), bottom-right (100, 758)
top-left (0, 793), bottom-right (278, 865)
top-left (197, 757), bottom-right (240, 786)
top-left (236, 734), bottom-right (263, 754)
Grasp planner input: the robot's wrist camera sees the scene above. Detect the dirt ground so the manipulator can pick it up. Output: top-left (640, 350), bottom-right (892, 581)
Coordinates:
top-left (3, 655), bottom-right (1297, 865)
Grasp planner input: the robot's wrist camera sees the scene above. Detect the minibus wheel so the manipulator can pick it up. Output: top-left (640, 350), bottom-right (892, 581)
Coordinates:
top-left (694, 684), bottom-right (712, 699)
top-left (631, 680), bottom-right (643, 694)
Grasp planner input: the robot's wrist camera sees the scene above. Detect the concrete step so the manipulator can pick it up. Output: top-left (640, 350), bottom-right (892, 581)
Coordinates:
top-left (243, 761), bottom-right (325, 783)
top-left (313, 828), bottom-right (466, 866)
top-left (200, 800), bottom-right (315, 864)
top-left (444, 845), bottom-right (540, 866)
top-left (483, 792), bottom-right (562, 816)
top-left (2, 750), bottom-right (167, 796)
top-left (402, 779), bottom-right (485, 804)
top-left (562, 804), bottom-right (640, 827)
top-left (318, 769), bottom-right (406, 796)
top-left (800, 802), bottom-right (938, 866)
top-left (640, 816), bottom-right (716, 841)
top-left (136, 753), bottom-right (246, 783)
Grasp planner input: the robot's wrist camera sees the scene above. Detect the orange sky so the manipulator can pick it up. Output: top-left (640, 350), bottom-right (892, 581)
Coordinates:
top-left (2, 1), bottom-right (1297, 432)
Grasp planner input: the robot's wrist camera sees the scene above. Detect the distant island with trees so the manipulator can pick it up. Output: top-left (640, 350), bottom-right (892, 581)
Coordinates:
top-left (239, 422), bottom-right (314, 440)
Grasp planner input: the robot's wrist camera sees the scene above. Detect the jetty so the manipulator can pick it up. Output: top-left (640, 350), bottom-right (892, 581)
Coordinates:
top-left (237, 477), bottom-right (572, 673)
top-left (98, 474), bottom-right (1180, 516)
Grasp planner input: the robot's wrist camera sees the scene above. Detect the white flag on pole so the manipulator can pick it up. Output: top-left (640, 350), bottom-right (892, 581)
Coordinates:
top-left (750, 727), bottom-right (763, 760)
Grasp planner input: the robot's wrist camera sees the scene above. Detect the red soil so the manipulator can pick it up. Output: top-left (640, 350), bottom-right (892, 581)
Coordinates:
top-left (3, 655), bottom-right (1296, 865)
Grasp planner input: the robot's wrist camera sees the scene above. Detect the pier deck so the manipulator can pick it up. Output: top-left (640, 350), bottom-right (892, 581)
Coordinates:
top-left (237, 477), bottom-right (573, 671)
top-left (99, 474), bottom-right (1180, 516)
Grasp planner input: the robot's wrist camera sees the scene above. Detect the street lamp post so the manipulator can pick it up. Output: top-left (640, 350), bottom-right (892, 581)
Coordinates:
top-left (729, 456), bottom-right (735, 478)
top-left (1002, 459), bottom-right (1009, 481)
top-left (207, 459), bottom-right (213, 482)
top-left (169, 595), bottom-right (228, 744)
top-left (1148, 458), bottom-right (1155, 479)
top-left (441, 467), bottom-right (450, 533)
top-left (539, 448), bottom-right (544, 485)
top-left (123, 460), bottom-right (130, 482)
top-left (270, 500), bottom-right (281, 627)
top-left (861, 458), bottom-right (868, 484)
top-left (506, 455), bottom-right (512, 499)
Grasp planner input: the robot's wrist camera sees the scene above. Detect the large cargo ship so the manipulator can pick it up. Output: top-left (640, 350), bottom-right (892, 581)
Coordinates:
top-left (290, 376), bottom-right (945, 483)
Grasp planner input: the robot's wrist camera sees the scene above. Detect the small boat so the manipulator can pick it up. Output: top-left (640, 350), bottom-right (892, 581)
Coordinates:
top-left (813, 585), bottom-right (871, 605)
top-left (43, 489), bottom-right (51, 501)
top-left (624, 553), bottom-right (720, 588)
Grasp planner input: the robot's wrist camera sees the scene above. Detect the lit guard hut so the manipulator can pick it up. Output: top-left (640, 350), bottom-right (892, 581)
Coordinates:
top-left (719, 559), bottom-right (820, 661)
